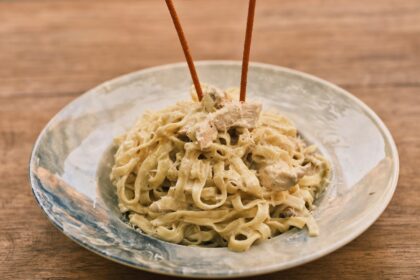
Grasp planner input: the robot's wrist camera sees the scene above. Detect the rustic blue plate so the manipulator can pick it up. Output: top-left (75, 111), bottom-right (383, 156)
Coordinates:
top-left (29, 61), bottom-right (399, 278)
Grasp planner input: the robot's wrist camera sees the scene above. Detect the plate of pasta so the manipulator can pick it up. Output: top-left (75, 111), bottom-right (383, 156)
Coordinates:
top-left (29, 61), bottom-right (399, 278)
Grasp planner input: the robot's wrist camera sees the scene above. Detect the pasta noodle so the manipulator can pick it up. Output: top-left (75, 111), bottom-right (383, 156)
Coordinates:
top-left (111, 84), bottom-right (330, 252)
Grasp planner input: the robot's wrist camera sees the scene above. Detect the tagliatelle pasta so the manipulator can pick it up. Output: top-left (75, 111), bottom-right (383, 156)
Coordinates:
top-left (111, 84), bottom-right (330, 252)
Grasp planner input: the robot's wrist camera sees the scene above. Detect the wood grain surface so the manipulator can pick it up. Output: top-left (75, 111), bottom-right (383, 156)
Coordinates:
top-left (1, 0), bottom-right (419, 279)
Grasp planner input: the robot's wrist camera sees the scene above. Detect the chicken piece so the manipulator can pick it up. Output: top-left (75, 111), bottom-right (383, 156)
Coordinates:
top-left (259, 161), bottom-right (307, 191)
top-left (201, 85), bottom-right (227, 112)
top-left (195, 122), bottom-right (217, 149)
top-left (178, 118), bottom-right (216, 150)
top-left (211, 102), bottom-right (262, 131)
top-left (191, 101), bottom-right (262, 150)
top-left (190, 121), bottom-right (218, 149)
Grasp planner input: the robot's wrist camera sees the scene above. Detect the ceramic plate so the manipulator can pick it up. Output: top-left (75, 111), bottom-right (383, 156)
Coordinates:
top-left (29, 61), bottom-right (399, 278)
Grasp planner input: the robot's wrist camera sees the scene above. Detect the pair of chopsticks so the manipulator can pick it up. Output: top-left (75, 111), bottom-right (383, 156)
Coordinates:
top-left (165, 0), bottom-right (256, 102)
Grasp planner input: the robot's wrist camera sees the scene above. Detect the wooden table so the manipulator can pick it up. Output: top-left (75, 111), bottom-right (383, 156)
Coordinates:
top-left (1, 0), bottom-right (419, 279)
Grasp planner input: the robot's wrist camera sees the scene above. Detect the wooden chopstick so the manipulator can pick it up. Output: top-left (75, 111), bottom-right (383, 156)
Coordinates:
top-left (165, 0), bottom-right (203, 101)
top-left (239, 0), bottom-right (257, 102)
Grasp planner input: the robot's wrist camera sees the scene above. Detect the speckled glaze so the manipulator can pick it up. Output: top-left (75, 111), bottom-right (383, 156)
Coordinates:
top-left (29, 61), bottom-right (399, 278)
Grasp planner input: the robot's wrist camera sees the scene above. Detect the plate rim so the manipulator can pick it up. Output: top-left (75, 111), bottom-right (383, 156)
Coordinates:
top-left (28, 60), bottom-right (400, 278)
